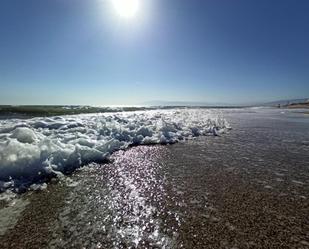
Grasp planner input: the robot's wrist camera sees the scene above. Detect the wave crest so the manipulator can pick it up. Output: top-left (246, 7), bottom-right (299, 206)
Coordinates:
top-left (0, 109), bottom-right (230, 192)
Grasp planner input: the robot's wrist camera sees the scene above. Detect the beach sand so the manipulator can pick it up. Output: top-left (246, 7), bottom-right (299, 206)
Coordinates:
top-left (1, 109), bottom-right (309, 248)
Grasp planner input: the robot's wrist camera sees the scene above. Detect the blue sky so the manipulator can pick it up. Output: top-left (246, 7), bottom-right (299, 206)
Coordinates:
top-left (0, 0), bottom-right (308, 105)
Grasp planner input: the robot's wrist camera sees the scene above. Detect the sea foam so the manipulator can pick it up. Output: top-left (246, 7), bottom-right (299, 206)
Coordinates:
top-left (0, 109), bottom-right (230, 192)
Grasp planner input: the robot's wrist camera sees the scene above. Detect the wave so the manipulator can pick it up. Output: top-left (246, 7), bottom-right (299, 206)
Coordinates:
top-left (0, 109), bottom-right (230, 192)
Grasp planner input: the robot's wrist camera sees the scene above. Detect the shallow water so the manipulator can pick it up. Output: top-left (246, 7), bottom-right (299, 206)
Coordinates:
top-left (0, 108), bottom-right (309, 248)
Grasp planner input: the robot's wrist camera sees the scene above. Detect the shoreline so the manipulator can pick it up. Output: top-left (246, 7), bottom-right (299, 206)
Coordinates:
top-left (1, 137), bottom-right (308, 248)
top-left (0, 108), bottom-right (308, 248)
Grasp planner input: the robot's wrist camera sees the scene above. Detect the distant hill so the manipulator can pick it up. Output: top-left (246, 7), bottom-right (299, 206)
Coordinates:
top-left (143, 99), bottom-right (309, 108)
top-left (262, 98), bottom-right (309, 107)
top-left (286, 102), bottom-right (309, 109)
top-left (141, 100), bottom-right (234, 107)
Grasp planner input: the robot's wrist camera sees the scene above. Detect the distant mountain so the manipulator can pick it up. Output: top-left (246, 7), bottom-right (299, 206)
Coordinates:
top-left (262, 98), bottom-right (309, 107)
top-left (141, 100), bottom-right (233, 107)
top-left (142, 98), bottom-right (309, 108)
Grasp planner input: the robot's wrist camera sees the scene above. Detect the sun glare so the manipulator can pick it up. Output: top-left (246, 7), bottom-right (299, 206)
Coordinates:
top-left (112, 0), bottom-right (139, 18)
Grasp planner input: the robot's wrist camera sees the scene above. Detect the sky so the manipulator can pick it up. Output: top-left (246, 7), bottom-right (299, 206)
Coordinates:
top-left (0, 0), bottom-right (308, 106)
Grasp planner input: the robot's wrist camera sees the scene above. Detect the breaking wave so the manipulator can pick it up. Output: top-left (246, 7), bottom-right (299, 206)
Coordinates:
top-left (0, 109), bottom-right (230, 192)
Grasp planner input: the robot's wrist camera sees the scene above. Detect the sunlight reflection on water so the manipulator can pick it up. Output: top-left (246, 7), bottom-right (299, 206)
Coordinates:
top-left (47, 108), bottom-right (309, 249)
top-left (50, 146), bottom-right (181, 248)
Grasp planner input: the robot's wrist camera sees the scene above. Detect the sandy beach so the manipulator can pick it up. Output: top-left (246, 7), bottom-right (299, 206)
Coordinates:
top-left (0, 108), bottom-right (308, 248)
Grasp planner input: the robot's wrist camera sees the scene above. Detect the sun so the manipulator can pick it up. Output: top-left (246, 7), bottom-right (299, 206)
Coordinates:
top-left (112, 0), bottom-right (140, 18)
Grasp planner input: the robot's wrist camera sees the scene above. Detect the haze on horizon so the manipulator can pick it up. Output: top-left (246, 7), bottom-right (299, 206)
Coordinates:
top-left (0, 0), bottom-right (308, 106)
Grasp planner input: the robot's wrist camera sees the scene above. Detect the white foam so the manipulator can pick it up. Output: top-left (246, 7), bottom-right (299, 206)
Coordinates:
top-left (0, 109), bottom-right (230, 191)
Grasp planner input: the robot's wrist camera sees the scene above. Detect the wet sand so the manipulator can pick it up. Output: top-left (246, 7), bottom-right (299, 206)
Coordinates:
top-left (0, 109), bottom-right (309, 248)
